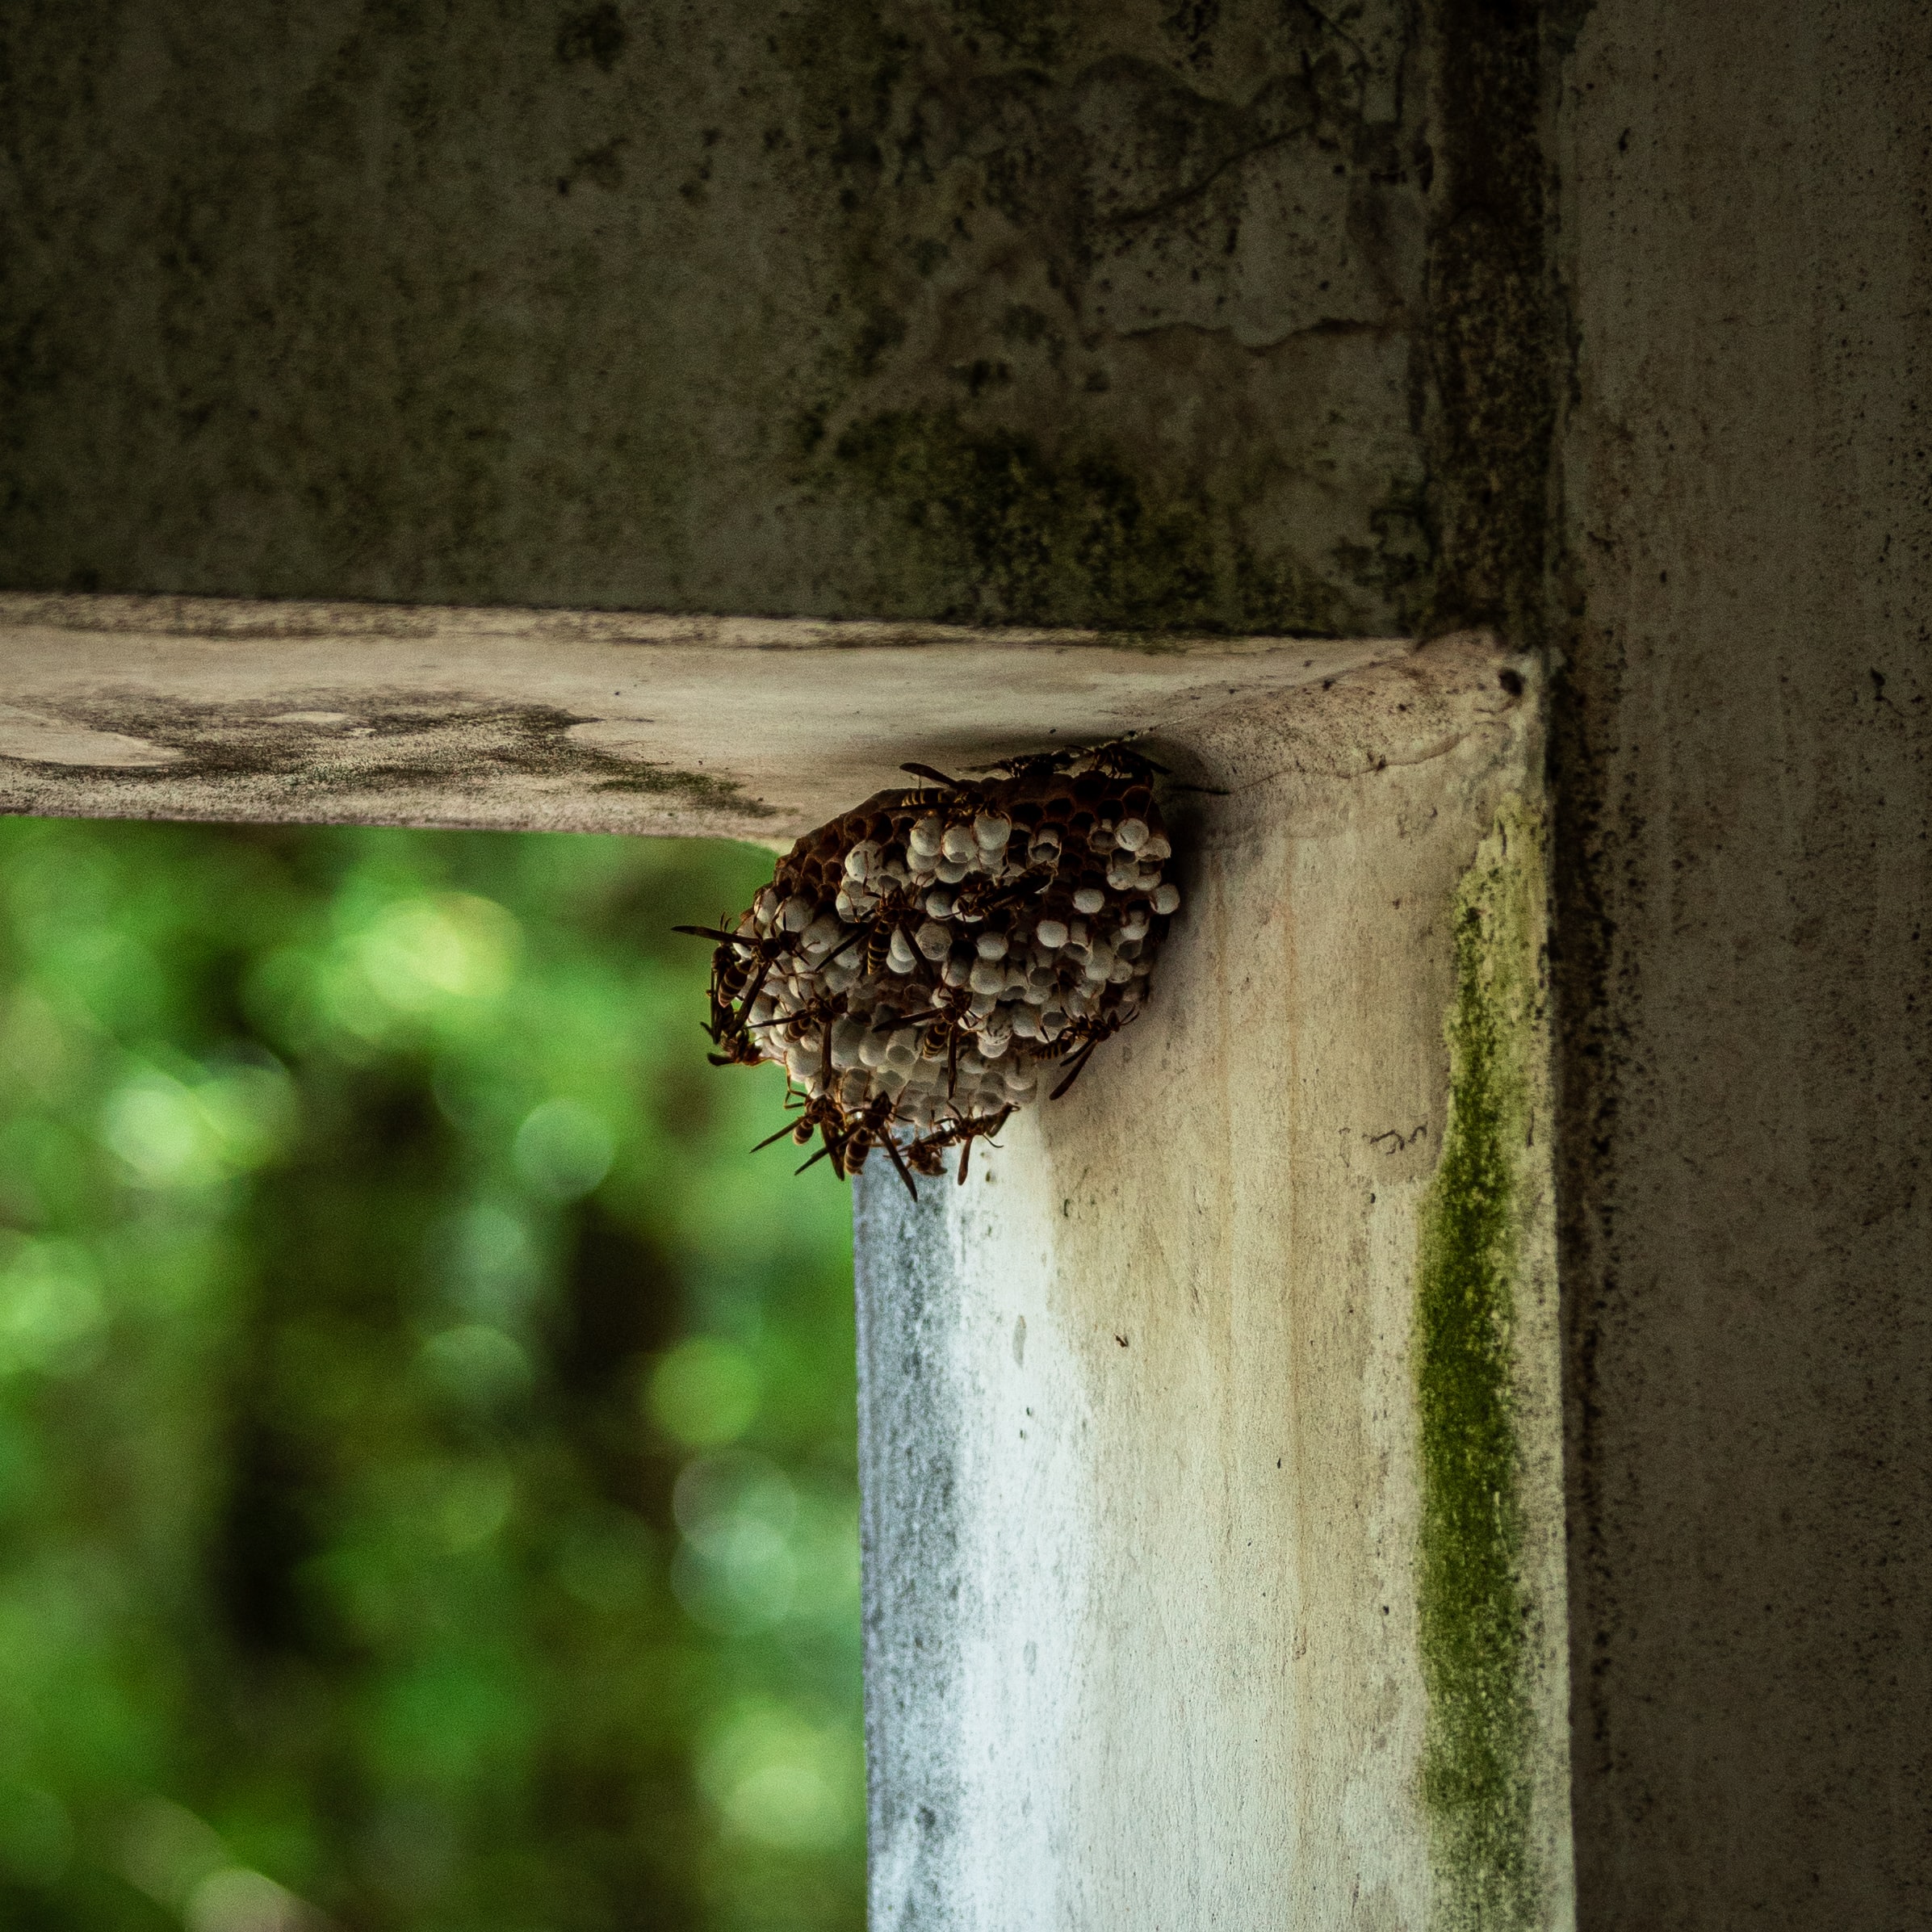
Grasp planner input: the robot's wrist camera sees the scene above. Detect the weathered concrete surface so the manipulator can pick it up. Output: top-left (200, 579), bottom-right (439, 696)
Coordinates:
top-left (0, 0), bottom-right (1432, 635)
top-left (3, 0), bottom-right (1926, 1922)
top-left (856, 639), bottom-right (1573, 1929)
top-left (1553, 2), bottom-right (1932, 1924)
top-left (0, 592), bottom-right (1404, 840)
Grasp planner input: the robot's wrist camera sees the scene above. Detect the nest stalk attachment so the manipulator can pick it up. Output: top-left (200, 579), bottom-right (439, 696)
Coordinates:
top-left (678, 745), bottom-right (1181, 1196)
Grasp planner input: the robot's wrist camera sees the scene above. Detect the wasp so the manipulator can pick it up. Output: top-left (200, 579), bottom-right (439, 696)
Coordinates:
top-left (677, 912), bottom-right (867, 1068)
top-left (908, 1103), bottom-right (1016, 1184)
top-left (673, 918), bottom-right (784, 1065)
top-left (760, 1089), bottom-right (925, 1197)
top-left (1030, 996), bottom-right (1142, 1101)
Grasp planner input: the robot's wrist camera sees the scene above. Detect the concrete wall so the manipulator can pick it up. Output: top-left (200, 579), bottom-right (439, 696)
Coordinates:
top-left (1552, 4), bottom-right (1932, 1923)
top-left (855, 642), bottom-right (1573, 1930)
top-left (2, 0), bottom-right (1929, 1926)
top-left (0, 592), bottom-right (1401, 841)
top-left (2, 0), bottom-right (1437, 635)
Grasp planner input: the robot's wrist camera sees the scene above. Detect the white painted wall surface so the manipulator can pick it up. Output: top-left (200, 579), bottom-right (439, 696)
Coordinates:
top-left (856, 640), bottom-right (1571, 1930)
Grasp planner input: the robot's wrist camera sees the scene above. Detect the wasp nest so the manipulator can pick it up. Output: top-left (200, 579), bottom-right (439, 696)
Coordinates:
top-left (682, 747), bottom-right (1180, 1193)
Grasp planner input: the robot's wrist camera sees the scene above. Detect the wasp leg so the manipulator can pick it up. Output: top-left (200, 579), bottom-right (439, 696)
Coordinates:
top-left (881, 1129), bottom-right (920, 1201)
top-left (673, 924), bottom-right (756, 944)
top-left (899, 762), bottom-right (962, 789)
top-left (818, 924), bottom-right (869, 969)
top-left (1049, 1040), bottom-right (1098, 1101)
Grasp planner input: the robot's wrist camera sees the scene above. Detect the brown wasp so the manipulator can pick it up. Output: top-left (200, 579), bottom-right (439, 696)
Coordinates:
top-left (756, 1089), bottom-right (924, 1197)
top-left (1043, 1011), bottom-right (1129, 1100)
top-left (672, 916), bottom-right (781, 1065)
top-left (908, 1103), bottom-right (1017, 1185)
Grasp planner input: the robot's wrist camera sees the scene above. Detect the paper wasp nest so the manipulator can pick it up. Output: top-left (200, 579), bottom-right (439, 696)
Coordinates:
top-left (684, 747), bottom-right (1179, 1193)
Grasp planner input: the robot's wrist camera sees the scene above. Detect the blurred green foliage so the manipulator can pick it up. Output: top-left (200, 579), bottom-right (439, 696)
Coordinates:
top-left (0, 817), bottom-right (862, 1932)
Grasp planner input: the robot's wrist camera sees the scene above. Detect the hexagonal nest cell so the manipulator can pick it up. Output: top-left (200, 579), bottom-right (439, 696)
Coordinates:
top-left (681, 745), bottom-right (1181, 1193)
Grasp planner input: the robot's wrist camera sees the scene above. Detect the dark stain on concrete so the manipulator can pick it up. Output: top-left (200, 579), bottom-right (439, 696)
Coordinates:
top-left (0, 697), bottom-right (770, 815)
top-left (1418, 0), bottom-right (1557, 641)
top-left (556, 4), bottom-right (629, 71)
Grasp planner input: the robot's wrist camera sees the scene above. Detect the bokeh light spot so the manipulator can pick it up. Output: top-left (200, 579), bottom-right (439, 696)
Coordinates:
top-left (434, 1201), bottom-right (546, 1325)
top-left (672, 1451), bottom-right (800, 1632)
top-left (647, 1336), bottom-right (760, 1447)
top-left (698, 1701), bottom-right (859, 1851)
top-left (418, 1325), bottom-right (534, 1410)
top-left (185, 1867), bottom-right (312, 1932)
top-left (354, 894), bottom-right (520, 1013)
top-left (119, 1798), bottom-right (228, 1910)
top-left (512, 1098), bottom-right (614, 1201)
top-left (0, 1238), bottom-right (106, 1377)
top-left (99, 1061), bottom-right (296, 1189)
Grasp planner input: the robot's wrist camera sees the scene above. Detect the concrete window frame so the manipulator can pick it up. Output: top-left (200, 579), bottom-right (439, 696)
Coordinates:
top-left (0, 595), bottom-right (1567, 1926)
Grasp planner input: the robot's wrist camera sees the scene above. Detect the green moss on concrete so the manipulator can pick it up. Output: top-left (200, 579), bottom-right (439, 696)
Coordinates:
top-left (946, 0), bottom-right (1064, 66)
top-left (829, 408), bottom-right (1356, 634)
top-left (589, 765), bottom-right (774, 815)
top-left (1333, 477), bottom-right (1436, 605)
top-left (832, 408), bottom-right (1207, 628)
top-left (1415, 795), bottom-right (1546, 1930)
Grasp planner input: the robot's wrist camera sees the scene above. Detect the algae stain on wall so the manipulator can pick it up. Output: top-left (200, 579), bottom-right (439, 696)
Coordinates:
top-left (1414, 794), bottom-right (1564, 1931)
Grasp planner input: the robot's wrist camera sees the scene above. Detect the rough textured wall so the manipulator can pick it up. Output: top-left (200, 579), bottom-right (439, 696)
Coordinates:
top-left (1, 0), bottom-right (1434, 631)
top-left (850, 644), bottom-right (1568, 1931)
top-left (1553, 2), bottom-right (1932, 1922)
